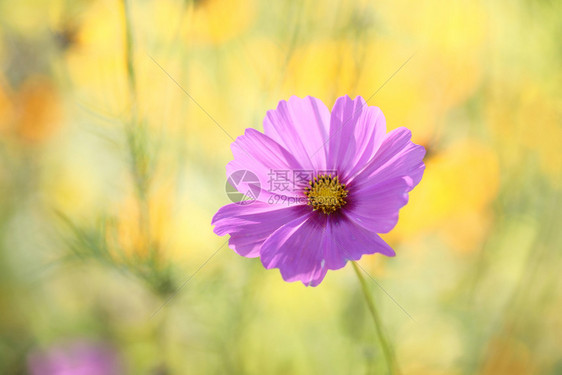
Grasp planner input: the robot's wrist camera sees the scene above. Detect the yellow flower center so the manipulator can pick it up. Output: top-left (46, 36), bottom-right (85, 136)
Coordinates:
top-left (304, 175), bottom-right (348, 215)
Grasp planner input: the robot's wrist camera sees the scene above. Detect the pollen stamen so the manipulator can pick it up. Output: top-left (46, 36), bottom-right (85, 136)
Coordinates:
top-left (304, 174), bottom-right (348, 215)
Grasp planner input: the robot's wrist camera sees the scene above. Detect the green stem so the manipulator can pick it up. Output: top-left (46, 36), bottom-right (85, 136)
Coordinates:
top-left (121, 0), bottom-right (137, 106)
top-left (351, 261), bottom-right (399, 375)
top-left (155, 307), bottom-right (170, 373)
top-left (121, 0), bottom-right (153, 259)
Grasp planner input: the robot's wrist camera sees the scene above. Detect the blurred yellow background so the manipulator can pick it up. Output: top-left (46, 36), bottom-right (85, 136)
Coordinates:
top-left (0, 0), bottom-right (561, 374)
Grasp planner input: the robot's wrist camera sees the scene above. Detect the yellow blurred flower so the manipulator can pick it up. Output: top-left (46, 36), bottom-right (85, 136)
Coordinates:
top-left (377, 0), bottom-right (486, 61)
top-left (109, 166), bottom-right (219, 265)
top-left (17, 77), bottom-right (62, 143)
top-left (480, 338), bottom-right (536, 375)
top-left (65, 0), bottom-right (250, 142)
top-left (184, 0), bottom-right (256, 45)
top-left (350, 0), bottom-right (486, 146)
top-left (65, 0), bottom-right (129, 117)
top-left (356, 40), bottom-right (437, 145)
top-left (282, 40), bottom-right (358, 105)
top-left (0, 76), bottom-right (62, 144)
top-left (358, 40), bottom-right (482, 146)
top-left (223, 36), bottom-right (285, 103)
top-left (387, 140), bottom-right (500, 253)
top-left (0, 0), bottom-right (49, 34)
top-left (112, 181), bottom-right (174, 261)
top-left (486, 80), bottom-right (562, 185)
top-left (282, 21), bottom-right (485, 147)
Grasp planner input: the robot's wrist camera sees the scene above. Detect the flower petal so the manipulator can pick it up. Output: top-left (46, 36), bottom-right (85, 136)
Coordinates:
top-left (345, 176), bottom-right (413, 234)
top-left (212, 201), bottom-right (309, 257)
top-left (342, 127), bottom-right (424, 233)
top-left (351, 127), bottom-right (426, 188)
top-left (260, 214), bottom-right (328, 286)
top-left (226, 128), bottom-right (303, 203)
top-left (260, 212), bottom-right (395, 286)
top-left (327, 215), bottom-right (396, 270)
top-left (327, 96), bottom-right (387, 180)
top-left (263, 96), bottom-right (330, 171)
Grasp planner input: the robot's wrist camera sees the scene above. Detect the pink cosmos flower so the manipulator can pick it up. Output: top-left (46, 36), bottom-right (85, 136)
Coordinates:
top-left (27, 340), bottom-right (123, 375)
top-left (212, 95), bottom-right (425, 286)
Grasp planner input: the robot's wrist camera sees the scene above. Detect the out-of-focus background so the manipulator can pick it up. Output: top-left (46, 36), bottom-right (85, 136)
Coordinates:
top-left (1, 0), bottom-right (561, 374)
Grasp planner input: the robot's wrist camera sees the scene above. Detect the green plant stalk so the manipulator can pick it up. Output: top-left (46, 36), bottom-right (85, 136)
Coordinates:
top-left (121, 0), bottom-right (169, 370)
top-left (121, 0), bottom-right (153, 260)
top-left (121, 0), bottom-right (137, 105)
top-left (351, 261), bottom-right (399, 375)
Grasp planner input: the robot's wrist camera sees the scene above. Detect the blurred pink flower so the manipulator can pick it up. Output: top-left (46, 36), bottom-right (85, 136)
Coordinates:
top-left (27, 340), bottom-right (122, 375)
top-left (213, 96), bottom-right (425, 286)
